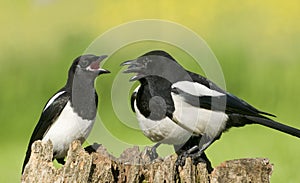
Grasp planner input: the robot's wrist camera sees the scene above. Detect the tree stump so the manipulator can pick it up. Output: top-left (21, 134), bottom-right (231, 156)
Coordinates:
top-left (21, 140), bottom-right (273, 183)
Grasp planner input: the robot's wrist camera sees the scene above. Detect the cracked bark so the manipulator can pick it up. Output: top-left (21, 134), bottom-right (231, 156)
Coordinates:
top-left (21, 140), bottom-right (273, 183)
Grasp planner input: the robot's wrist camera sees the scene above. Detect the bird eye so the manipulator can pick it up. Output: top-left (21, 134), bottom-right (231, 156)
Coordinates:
top-left (80, 60), bottom-right (89, 68)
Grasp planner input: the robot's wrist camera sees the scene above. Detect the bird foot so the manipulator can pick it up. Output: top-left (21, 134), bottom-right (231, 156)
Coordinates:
top-left (175, 151), bottom-right (213, 173)
top-left (145, 146), bottom-right (159, 161)
top-left (144, 142), bottom-right (161, 161)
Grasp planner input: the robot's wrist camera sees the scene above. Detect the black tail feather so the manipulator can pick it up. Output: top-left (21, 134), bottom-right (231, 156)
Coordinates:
top-left (245, 116), bottom-right (300, 138)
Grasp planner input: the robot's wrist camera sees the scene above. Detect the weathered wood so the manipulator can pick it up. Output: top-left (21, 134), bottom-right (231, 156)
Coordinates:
top-left (21, 140), bottom-right (273, 183)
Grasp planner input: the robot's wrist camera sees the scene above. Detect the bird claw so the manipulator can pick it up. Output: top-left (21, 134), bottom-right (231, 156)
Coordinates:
top-left (175, 151), bottom-right (213, 173)
top-left (175, 151), bottom-right (189, 167)
top-left (144, 142), bottom-right (161, 161)
top-left (145, 146), bottom-right (159, 161)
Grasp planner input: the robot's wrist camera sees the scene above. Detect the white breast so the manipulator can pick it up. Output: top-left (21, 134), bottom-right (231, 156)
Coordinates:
top-left (135, 100), bottom-right (192, 145)
top-left (42, 102), bottom-right (95, 158)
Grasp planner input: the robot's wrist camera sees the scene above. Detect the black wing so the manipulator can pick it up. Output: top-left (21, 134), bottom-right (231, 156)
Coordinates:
top-left (186, 71), bottom-right (227, 94)
top-left (173, 91), bottom-right (274, 117)
top-left (172, 71), bottom-right (275, 118)
top-left (172, 72), bottom-right (300, 138)
top-left (22, 89), bottom-right (70, 173)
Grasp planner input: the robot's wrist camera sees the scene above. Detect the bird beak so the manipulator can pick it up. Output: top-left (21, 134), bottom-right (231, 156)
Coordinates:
top-left (120, 59), bottom-right (144, 81)
top-left (98, 68), bottom-right (110, 74)
top-left (120, 59), bottom-right (143, 73)
top-left (98, 55), bottom-right (108, 61)
top-left (90, 55), bottom-right (110, 75)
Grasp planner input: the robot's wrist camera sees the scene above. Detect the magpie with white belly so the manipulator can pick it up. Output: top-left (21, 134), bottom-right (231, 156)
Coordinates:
top-left (22, 54), bottom-right (110, 173)
top-left (121, 50), bottom-right (300, 171)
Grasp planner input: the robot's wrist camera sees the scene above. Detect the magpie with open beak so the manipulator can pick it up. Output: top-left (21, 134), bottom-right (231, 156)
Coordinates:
top-left (22, 54), bottom-right (110, 173)
top-left (121, 50), bottom-right (300, 171)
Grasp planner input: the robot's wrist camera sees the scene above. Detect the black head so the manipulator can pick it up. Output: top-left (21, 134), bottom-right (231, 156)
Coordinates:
top-left (66, 54), bottom-right (110, 88)
top-left (121, 50), bottom-right (187, 83)
top-left (69, 54), bottom-right (110, 76)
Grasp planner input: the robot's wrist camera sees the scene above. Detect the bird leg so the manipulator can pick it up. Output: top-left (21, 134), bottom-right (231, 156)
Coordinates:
top-left (175, 148), bottom-right (213, 173)
top-left (175, 146), bottom-right (213, 173)
top-left (145, 142), bottom-right (161, 161)
top-left (197, 133), bottom-right (220, 155)
top-left (175, 134), bottom-right (217, 173)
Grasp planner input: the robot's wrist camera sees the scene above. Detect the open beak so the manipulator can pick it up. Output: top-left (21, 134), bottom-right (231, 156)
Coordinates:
top-left (121, 59), bottom-right (146, 73)
top-left (90, 55), bottom-right (110, 74)
top-left (98, 68), bottom-right (110, 74)
top-left (120, 59), bottom-right (144, 81)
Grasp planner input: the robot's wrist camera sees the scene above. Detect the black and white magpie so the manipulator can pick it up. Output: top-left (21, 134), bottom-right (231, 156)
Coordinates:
top-left (121, 50), bottom-right (300, 170)
top-left (22, 54), bottom-right (110, 173)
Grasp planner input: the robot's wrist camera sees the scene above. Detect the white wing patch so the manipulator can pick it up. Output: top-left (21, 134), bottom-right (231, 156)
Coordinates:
top-left (43, 91), bottom-right (66, 112)
top-left (172, 81), bottom-right (224, 97)
top-left (171, 93), bottom-right (228, 139)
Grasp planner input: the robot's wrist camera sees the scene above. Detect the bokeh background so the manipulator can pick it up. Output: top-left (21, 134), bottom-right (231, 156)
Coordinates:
top-left (1, 0), bottom-right (300, 182)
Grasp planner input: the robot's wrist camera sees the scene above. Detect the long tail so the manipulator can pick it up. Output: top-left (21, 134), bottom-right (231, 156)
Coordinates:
top-left (245, 116), bottom-right (300, 138)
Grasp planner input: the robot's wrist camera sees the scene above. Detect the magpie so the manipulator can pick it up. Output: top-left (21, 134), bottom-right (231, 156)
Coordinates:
top-left (22, 54), bottom-right (110, 173)
top-left (121, 50), bottom-right (300, 170)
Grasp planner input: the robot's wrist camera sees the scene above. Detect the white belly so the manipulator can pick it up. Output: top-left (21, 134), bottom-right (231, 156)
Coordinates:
top-left (135, 94), bottom-right (228, 145)
top-left (42, 102), bottom-right (95, 158)
top-left (135, 102), bottom-right (192, 145)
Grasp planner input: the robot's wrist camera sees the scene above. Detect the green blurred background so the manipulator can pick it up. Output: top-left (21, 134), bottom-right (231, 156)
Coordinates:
top-left (1, 0), bottom-right (300, 182)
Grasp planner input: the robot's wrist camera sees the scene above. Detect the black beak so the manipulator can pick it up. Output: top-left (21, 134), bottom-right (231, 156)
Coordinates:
top-left (96, 55), bottom-right (110, 75)
top-left (120, 59), bottom-right (144, 81)
top-left (120, 59), bottom-right (144, 73)
top-left (98, 69), bottom-right (110, 74)
top-left (98, 55), bottom-right (108, 61)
